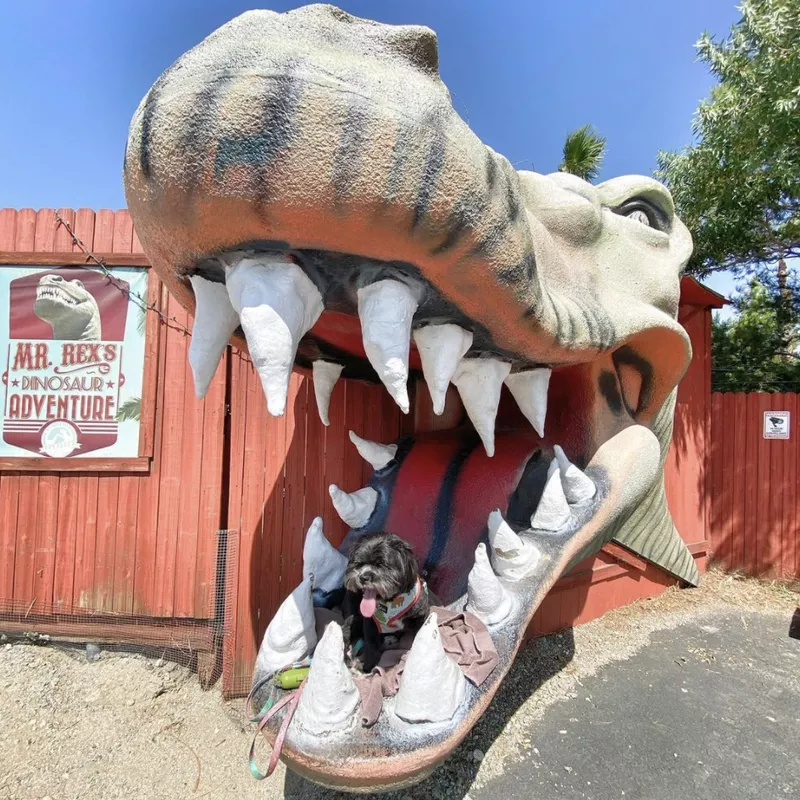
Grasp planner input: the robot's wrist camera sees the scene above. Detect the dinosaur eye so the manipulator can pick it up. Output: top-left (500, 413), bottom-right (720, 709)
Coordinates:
top-left (625, 208), bottom-right (651, 226)
top-left (613, 198), bottom-right (666, 232)
top-left (72, 280), bottom-right (84, 289)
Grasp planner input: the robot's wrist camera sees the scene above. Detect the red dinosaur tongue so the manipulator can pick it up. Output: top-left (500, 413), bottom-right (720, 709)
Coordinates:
top-left (360, 588), bottom-right (377, 617)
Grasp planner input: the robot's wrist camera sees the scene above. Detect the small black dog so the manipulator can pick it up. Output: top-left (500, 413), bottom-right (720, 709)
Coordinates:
top-left (341, 531), bottom-right (438, 673)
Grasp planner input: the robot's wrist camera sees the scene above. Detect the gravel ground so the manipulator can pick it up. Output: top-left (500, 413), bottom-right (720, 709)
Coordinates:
top-left (0, 570), bottom-right (796, 800)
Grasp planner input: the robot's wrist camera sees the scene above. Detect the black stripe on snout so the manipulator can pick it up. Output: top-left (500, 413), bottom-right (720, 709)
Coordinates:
top-left (423, 430), bottom-right (481, 576)
top-left (412, 125), bottom-right (447, 229)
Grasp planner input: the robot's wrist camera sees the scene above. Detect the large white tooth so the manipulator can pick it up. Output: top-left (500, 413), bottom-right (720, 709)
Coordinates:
top-left (187, 276), bottom-right (239, 399)
top-left (487, 509), bottom-right (541, 581)
top-left (295, 622), bottom-right (359, 735)
top-left (312, 360), bottom-right (344, 426)
top-left (357, 279), bottom-right (421, 414)
top-left (504, 368), bottom-right (551, 438)
top-left (225, 254), bottom-right (323, 417)
top-left (465, 543), bottom-right (513, 626)
top-left (329, 484), bottom-right (378, 529)
top-left (554, 444), bottom-right (597, 504)
top-left (530, 459), bottom-right (571, 531)
top-left (412, 324), bottom-right (473, 415)
top-left (302, 517), bottom-right (347, 593)
top-left (255, 577), bottom-right (316, 676)
top-left (394, 612), bottom-right (466, 723)
top-left (348, 430), bottom-right (397, 471)
top-left (451, 358), bottom-right (511, 457)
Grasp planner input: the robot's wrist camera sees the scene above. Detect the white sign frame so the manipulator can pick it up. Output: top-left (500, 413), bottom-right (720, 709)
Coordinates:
top-left (763, 410), bottom-right (790, 440)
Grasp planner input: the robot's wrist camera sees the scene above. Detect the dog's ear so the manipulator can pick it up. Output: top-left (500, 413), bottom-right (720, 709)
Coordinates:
top-left (398, 537), bottom-right (419, 590)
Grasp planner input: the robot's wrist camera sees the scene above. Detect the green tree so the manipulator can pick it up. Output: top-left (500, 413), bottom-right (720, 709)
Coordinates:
top-left (116, 397), bottom-right (142, 422)
top-left (656, 0), bottom-right (800, 276)
top-left (558, 125), bottom-right (606, 182)
top-left (712, 278), bottom-right (800, 392)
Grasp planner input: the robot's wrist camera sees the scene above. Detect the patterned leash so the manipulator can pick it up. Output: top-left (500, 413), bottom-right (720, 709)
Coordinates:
top-left (246, 661), bottom-right (310, 780)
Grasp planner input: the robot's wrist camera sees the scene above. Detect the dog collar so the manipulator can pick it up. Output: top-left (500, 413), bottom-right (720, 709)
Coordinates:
top-left (373, 578), bottom-right (426, 634)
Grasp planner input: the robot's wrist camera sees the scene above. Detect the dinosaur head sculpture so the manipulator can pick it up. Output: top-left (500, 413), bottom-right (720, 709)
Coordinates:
top-left (33, 273), bottom-right (101, 341)
top-left (124, 4), bottom-right (695, 791)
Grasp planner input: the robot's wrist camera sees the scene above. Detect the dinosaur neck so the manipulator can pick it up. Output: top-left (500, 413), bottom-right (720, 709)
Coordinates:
top-left (50, 312), bottom-right (101, 341)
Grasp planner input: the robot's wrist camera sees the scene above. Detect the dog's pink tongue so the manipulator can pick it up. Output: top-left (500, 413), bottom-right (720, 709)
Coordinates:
top-left (360, 588), bottom-right (377, 617)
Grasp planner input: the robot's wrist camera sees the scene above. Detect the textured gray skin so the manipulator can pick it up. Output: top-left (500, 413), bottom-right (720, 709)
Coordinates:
top-left (123, 4), bottom-right (699, 789)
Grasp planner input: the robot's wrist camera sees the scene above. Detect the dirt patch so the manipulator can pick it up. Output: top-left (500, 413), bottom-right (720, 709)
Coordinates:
top-left (0, 570), bottom-right (796, 800)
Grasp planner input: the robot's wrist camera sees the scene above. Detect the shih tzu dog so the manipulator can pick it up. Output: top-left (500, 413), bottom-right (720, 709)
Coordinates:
top-left (341, 531), bottom-right (438, 673)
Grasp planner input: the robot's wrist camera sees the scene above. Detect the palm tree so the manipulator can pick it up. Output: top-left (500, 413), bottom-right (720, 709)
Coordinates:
top-left (558, 125), bottom-right (606, 182)
top-left (116, 397), bottom-right (142, 422)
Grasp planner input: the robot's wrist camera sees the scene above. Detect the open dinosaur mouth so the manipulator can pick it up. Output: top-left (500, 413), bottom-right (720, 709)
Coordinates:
top-left (122, 3), bottom-right (698, 792)
top-left (35, 285), bottom-right (83, 308)
top-left (182, 246), bottom-right (663, 790)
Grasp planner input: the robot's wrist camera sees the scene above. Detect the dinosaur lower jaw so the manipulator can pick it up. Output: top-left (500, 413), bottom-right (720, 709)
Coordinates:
top-left (252, 425), bottom-right (660, 793)
top-left (184, 247), bottom-right (655, 790)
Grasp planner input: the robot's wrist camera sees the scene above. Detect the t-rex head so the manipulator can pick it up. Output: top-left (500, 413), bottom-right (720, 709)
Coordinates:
top-left (33, 273), bottom-right (101, 341)
top-left (124, 4), bottom-right (694, 790)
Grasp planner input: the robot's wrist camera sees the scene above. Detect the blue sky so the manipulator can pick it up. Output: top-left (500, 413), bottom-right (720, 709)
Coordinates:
top-left (0, 0), bottom-right (740, 300)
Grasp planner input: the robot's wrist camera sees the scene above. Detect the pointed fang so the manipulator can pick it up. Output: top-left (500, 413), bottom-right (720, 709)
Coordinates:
top-left (466, 543), bottom-right (513, 626)
top-left (394, 612), bottom-right (466, 723)
top-left (451, 358), bottom-right (511, 457)
top-left (312, 361), bottom-right (344, 426)
top-left (295, 622), bottom-right (359, 735)
top-left (487, 509), bottom-right (541, 581)
top-left (554, 445), bottom-right (597, 504)
top-left (357, 279), bottom-right (421, 413)
top-left (225, 255), bottom-right (323, 417)
top-left (329, 484), bottom-right (378, 529)
top-left (348, 430), bottom-right (397, 471)
top-left (530, 459), bottom-right (571, 531)
top-left (188, 276), bottom-right (239, 399)
top-left (255, 577), bottom-right (316, 676)
top-left (504, 368), bottom-right (551, 438)
top-left (302, 517), bottom-right (347, 593)
top-left (413, 324), bottom-right (473, 415)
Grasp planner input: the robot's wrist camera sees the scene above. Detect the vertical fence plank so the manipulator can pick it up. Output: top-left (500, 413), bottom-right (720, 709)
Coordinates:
top-left (280, 373), bottom-right (310, 592)
top-left (152, 294), bottom-right (189, 616)
top-left (173, 307), bottom-right (204, 619)
top-left (111, 211), bottom-right (140, 613)
top-left (31, 209), bottom-right (62, 611)
top-left (731, 394), bottom-right (748, 570)
top-left (767, 394), bottom-right (785, 578)
top-left (719, 393), bottom-right (736, 571)
top-left (90, 211), bottom-right (120, 610)
top-left (132, 282), bottom-right (168, 615)
top-left (743, 393), bottom-right (760, 576)
top-left (70, 212), bottom-right (100, 608)
top-left (52, 208), bottom-right (81, 609)
top-left (193, 347), bottom-right (227, 618)
top-left (0, 210), bottom-right (18, 600)
top-left (755, 393), bottom-right (773, 574)
top-left (11, 210), bottom-right (39, 604)
top-left (322, 379), bottom-right (348, 545)
top-left (781, 393), bottom-right (797, 579)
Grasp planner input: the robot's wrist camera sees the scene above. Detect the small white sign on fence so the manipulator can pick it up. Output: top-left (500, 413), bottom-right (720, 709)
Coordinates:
top-left (763, 410), bottom-right (791, 440)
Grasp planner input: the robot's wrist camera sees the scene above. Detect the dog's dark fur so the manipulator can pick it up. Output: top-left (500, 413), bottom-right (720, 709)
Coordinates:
top-left (341, 531), bottom-right (438, 673)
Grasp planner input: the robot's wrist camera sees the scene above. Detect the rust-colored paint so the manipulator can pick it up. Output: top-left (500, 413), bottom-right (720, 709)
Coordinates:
top-left (709, 391), bottom-right (800, 579)
top-left (0, 209), bottom-right (735, 698)
top-left (0, 209), bottom-right (225, 623)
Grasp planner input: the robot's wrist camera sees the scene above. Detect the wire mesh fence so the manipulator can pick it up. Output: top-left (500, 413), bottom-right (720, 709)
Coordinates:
top-left (0, 529), bottom-right (243, 693)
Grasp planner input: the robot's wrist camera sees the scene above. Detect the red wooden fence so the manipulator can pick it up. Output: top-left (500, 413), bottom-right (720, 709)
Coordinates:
top-left (710, 392), bottom-right (799, 579)
top-left (0, 207), bottom-right (720, 697)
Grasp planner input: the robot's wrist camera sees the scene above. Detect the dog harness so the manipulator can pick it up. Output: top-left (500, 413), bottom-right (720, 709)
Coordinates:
top-left (372, 578), bottom-right (427, 634)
